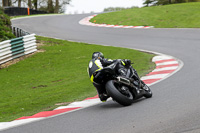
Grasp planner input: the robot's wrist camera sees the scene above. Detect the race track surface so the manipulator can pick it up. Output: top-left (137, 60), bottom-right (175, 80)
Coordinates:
top-left (5, 14), bottom-right (200, 133)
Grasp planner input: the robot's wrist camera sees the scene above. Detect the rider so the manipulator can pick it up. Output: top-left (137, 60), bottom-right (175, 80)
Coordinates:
top-left (88, 52), bottom-right (138, 102)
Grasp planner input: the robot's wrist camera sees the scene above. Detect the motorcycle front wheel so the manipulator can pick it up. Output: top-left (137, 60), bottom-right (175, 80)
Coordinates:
top-left (106, 80), bottom-right (134, 106)
top-left (142, 83), bottom-right (153, 98)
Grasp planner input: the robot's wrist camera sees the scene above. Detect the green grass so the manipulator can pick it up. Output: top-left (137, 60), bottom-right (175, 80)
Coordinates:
top-left (90, 2), bottom-right (200, 28)
top-left (0, 36), bottom-right (155, 122)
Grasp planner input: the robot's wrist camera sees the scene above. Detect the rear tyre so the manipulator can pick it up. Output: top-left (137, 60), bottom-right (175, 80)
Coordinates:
top-left (106, 80), bottom-right (134, 106)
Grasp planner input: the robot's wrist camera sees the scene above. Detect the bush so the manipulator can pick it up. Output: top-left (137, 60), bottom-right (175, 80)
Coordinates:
top-left (0, 8), bottom-right (15, 42)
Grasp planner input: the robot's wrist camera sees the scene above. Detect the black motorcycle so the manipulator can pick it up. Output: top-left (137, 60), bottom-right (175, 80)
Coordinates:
top-left (92, 60), bottom-right (152, 106)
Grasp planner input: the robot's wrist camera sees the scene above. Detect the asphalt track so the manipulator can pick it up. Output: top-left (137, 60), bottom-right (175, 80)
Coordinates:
top-left (5, 14), bottom-right (200, 133)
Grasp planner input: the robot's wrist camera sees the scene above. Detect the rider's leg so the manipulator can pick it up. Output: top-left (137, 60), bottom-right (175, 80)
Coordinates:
top-left (93, 83), bottom-right (109, 101)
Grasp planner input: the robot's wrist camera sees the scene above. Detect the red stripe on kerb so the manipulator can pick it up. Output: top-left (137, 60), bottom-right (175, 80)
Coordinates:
top-left (147, 70), bottom-right (176, 76)
top-left (130, 26), bottom-right (138, 28)
top-left (143, 26), bottom-right (150, 28)
top-left (156, 64), bottom-right (179, 68)
top-left (84, 95), bottom-right (99, 100)
top-left (16, 107), bottom-right (80, 120)
top-left (155, 59), bottom-right (176, 64)
top-left (142, 78), bottom-right (162, 84)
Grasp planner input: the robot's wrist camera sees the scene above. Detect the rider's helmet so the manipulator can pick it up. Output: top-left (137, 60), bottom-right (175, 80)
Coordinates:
top-left (92, 52), bottom-right (104, 59)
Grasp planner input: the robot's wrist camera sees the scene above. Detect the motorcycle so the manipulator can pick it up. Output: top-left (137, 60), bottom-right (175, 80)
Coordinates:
top-left (92, 60), bottom-right (152, 106)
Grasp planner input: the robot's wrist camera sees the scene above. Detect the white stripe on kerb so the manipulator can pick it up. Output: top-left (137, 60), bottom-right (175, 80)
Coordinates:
top-left (152, 66), bottom-right (178, 72)
top-left (152, 56), bottom-right (173, 62)
top-left (0, 118), bottom-right (44, 131)
top-left (156, 61), bottom-right (178, 66)
top-left (55, 99), bottom-right (102, 109)
top-left (141, 74), bottom-right (169, 80)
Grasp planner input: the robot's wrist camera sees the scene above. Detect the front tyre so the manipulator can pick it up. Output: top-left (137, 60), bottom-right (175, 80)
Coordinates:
top-left (106, 80), bottom-right (134, 106)
top-left (143, 84), bottom-right (153, 98)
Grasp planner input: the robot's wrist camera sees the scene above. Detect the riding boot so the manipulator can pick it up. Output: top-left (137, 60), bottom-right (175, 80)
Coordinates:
top-left (93, 83), bottom-right (109, 102)
top-left (99, 93), bottom-right (109, 102)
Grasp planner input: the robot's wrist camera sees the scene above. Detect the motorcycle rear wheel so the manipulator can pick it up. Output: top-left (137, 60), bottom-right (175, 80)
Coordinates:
top-left (106, 80), bottom-right (134, 106)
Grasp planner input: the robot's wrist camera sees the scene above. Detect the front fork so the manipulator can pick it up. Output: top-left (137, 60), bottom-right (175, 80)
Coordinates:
top-left (131, 68), bottom-right (144, 89)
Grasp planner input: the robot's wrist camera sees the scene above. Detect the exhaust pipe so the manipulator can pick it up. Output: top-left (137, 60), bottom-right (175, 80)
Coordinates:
top-left (117, 77), bottom-right (131, 86)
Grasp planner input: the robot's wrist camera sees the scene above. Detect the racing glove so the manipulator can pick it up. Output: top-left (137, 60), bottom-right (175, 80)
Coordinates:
top-left (122, 59), bottom-right (131, 67)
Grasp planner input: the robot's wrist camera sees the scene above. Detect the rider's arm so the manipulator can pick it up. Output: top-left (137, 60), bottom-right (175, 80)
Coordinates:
top-left (101, 58), bottom-right (117, 67)
top-left (101, 58), bottom-right (131, 67)
top-left (121, 59), bottom-right (131, 67)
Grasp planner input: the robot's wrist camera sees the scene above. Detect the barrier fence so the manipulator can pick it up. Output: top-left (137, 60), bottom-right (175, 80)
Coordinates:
top-left (0, 34), bottom-right (37, 65)
top-left (12, 27), bottom-right (30, 37)
top-left (4, 7), bottom-right (47, 16)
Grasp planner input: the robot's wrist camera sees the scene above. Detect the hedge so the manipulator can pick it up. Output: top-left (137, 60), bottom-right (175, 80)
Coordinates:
top-left (0, 8), bottom-right (15, 42)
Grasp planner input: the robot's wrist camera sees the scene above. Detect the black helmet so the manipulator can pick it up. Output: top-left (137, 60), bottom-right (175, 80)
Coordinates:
top-left (92, 52), bottom-right (104, 59)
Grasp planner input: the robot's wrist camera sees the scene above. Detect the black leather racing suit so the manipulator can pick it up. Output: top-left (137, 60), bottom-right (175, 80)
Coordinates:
top-left (88, 58), bottom-right (133, 101)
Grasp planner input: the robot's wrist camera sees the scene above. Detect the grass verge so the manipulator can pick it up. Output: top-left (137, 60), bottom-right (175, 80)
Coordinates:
top-left (0, 36), bottom-right (155, 122)
top-left (90, 2), bottom-right (200, 28)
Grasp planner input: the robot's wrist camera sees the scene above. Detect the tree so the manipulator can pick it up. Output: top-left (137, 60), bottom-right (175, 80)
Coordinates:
top-left (143, 0), bottom-right (200, 6)
top-left (48, 0), bottom-right (54, 13)
top-left (2, 0), bottom-right (71, 13)
top-left (18, 0), bottom-right (21, 7)
top-left (33, 0), bottom-right (38, 10)
top-left (54, 0), bottom-right (59, 13)
top-left (3, 0), bottom-right (9, 7)
top-left (28, 0), bottom-right (32, 8)
top-left (58, 0), bottom-right (70, 13)
top-left (143, 0), bottom-right (155, 7)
